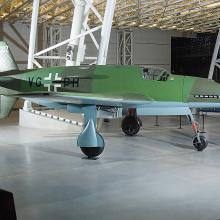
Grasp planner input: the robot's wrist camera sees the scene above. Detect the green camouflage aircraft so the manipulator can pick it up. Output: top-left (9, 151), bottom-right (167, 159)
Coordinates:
top-left (1, 41), bottom-right (220, 158)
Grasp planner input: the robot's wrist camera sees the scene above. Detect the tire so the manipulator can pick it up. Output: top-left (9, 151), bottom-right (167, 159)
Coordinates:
top-left (193, 135), bottom-right (208, 151)
top-left (121, 116), bottom-right (141, 136)
top-left (80, 147), bottom-right (104, 158)
top-left (80, 132), bottom-right (105, 158)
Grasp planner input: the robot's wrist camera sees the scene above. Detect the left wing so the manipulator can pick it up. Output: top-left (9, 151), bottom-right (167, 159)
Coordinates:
top-left (19, 92), bottom-right (153, 108)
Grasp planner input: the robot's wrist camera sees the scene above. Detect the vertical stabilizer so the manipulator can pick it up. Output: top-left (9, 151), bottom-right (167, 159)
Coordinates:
top-left (0, 41), bottom-right (18, 72)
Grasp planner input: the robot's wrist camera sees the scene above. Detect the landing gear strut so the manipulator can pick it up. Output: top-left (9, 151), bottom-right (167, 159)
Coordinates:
top-left (189, 114), bottom-right (208, 151)
top-left (121, 108), bottom-right (142, 136)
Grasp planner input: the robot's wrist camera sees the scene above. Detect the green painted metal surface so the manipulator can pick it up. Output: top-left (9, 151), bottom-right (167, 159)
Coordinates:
top-left (1, 41), bottom-right (220, 111)
top-left (0, 65), bottom-right (219, 105)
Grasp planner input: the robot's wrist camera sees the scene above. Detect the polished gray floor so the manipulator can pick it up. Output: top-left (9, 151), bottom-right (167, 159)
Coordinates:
top-left (1, 112), bottom-right (220, 220)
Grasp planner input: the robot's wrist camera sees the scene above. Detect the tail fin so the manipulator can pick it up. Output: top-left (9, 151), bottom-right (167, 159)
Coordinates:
top-left (0, 41), bottom-right (18, 72)
top-left (0, 42), bottom-right (18, 118)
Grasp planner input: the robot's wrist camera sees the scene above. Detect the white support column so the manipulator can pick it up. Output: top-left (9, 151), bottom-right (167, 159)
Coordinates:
top-left (209, 29), bottom-right (220, 79)
top-left (97, 0), bottom-right (116, 65)
top-left (25, 0), bottom-right (40, 111)
top-left (75, 1), bottom-right (91, 65)
top-left (66, 0), bottom-right (86, 66)
top-left (27, 0), bottom-right (40, 69)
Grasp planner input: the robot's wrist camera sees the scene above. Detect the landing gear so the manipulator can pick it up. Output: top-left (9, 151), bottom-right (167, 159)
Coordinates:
top-left (121, 108), bottom-right (142, 136)
top-left (75, 105), bottom-right (105, 159)
top-left (80, 132), bottom-right (105, 158)
top-left (189, 113), bottom-right (208, 151)
top-left (192, 134), bottom-right (208, 151)
top-left (121, 115), bottom-right (142, 136)
top-left (81, 147), bottom-right (104, 158)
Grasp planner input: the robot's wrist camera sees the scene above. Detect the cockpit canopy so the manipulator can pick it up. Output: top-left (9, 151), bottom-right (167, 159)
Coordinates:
top-left (141, 66), bottom-right (170, 81)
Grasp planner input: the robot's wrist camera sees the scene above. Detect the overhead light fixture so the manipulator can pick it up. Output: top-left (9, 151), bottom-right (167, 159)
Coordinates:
top-left (186, 27), bottom-right (194, 31)
top-left (166, 25), bottom-right (177, 30)
top-left (127, 21), bottom-right (136, 26)
top-left (58, 16), bottom-right (66, 20)
top-left (149, 23), bottom-right (157, 28)
top-left (118, 21), bottom-right (127, 25)
top-left (2, 13), bottom-right (8, 17)
top-left (206, 2), bottom-right (220, 9)
top-left (160, 24), bottom-right (167, 28)
top-left (139, 23), bottom-right (146, 27)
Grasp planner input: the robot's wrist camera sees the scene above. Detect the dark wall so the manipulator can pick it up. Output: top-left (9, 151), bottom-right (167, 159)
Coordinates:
top-left (171, 32), bottom-right (219, 80)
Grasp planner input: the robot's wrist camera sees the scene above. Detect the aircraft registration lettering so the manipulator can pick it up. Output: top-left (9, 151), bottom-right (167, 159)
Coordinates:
top-left (28, 77), bottom-right (42, 87)
top-left (63, 77), bottom-right (79, 88)
top-left (27, 73), bottom-right (80, 91)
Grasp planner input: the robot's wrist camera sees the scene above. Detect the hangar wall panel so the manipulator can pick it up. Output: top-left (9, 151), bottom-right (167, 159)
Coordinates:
top-left (132, 29), bottom-right (170, 70)
top-left (133, 29), bottom-right (170, 44)
top-left (133, 44), bottom-right (171, 68)
top-left (0, 22), bottom-right (195, 71)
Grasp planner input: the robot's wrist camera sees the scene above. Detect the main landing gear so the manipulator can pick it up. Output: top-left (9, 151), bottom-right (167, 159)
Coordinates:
top-left (77, 119), bottom-right (105, 158)
top-left (80, 131), bottom-right (105, 158)
top-left (81, 146), bottom-right (104, 158)
top-left (72, 105), bottom-right (105, 159)
top-left (121, 108), bottom-right (142, 136)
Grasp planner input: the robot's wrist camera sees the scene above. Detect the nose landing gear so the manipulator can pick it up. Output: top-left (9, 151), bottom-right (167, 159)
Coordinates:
top-left (190, 114), bottom-right (208, 151)
top-left (192, 134), bottom-right (208, 151)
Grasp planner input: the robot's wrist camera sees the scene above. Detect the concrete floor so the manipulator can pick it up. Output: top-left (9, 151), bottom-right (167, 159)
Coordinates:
top-left (1, 111), bottom-right (220, 220)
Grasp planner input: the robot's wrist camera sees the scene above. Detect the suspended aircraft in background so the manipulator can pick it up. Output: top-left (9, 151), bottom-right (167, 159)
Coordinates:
top-left (0, 41), bottom-right (220, 158)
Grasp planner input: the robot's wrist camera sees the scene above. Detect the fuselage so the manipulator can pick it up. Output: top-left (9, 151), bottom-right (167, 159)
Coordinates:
top-left (1, 65), bottom-right (220, 108)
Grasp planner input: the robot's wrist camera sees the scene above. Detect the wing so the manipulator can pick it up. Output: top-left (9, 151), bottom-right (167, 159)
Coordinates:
top-left (19, 92), bottom-right (153, 108)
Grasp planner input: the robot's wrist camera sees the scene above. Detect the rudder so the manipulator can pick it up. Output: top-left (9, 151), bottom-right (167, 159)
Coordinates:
top-left (0, 41), bottom-right (18, 72)
top-left (0, 42), bottom-right (18, 118)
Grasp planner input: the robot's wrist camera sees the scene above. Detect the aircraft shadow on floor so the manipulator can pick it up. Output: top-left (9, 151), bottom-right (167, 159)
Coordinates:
top-left (34, 146), bottom-right (82, 158)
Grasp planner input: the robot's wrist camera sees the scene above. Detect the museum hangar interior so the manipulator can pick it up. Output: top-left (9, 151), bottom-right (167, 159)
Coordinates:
top-left (1, 0), bottom-right (220, 220)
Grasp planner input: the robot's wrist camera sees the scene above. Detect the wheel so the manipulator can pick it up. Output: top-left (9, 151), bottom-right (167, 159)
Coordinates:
top-left (121, 115), bottom-right (141, 136)
top-left (80, 132), bottom-right (105, 158)
top-left (80, 147), bottom-right (104, 158)
top-left (193, 135), bottom-right (208, 151)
